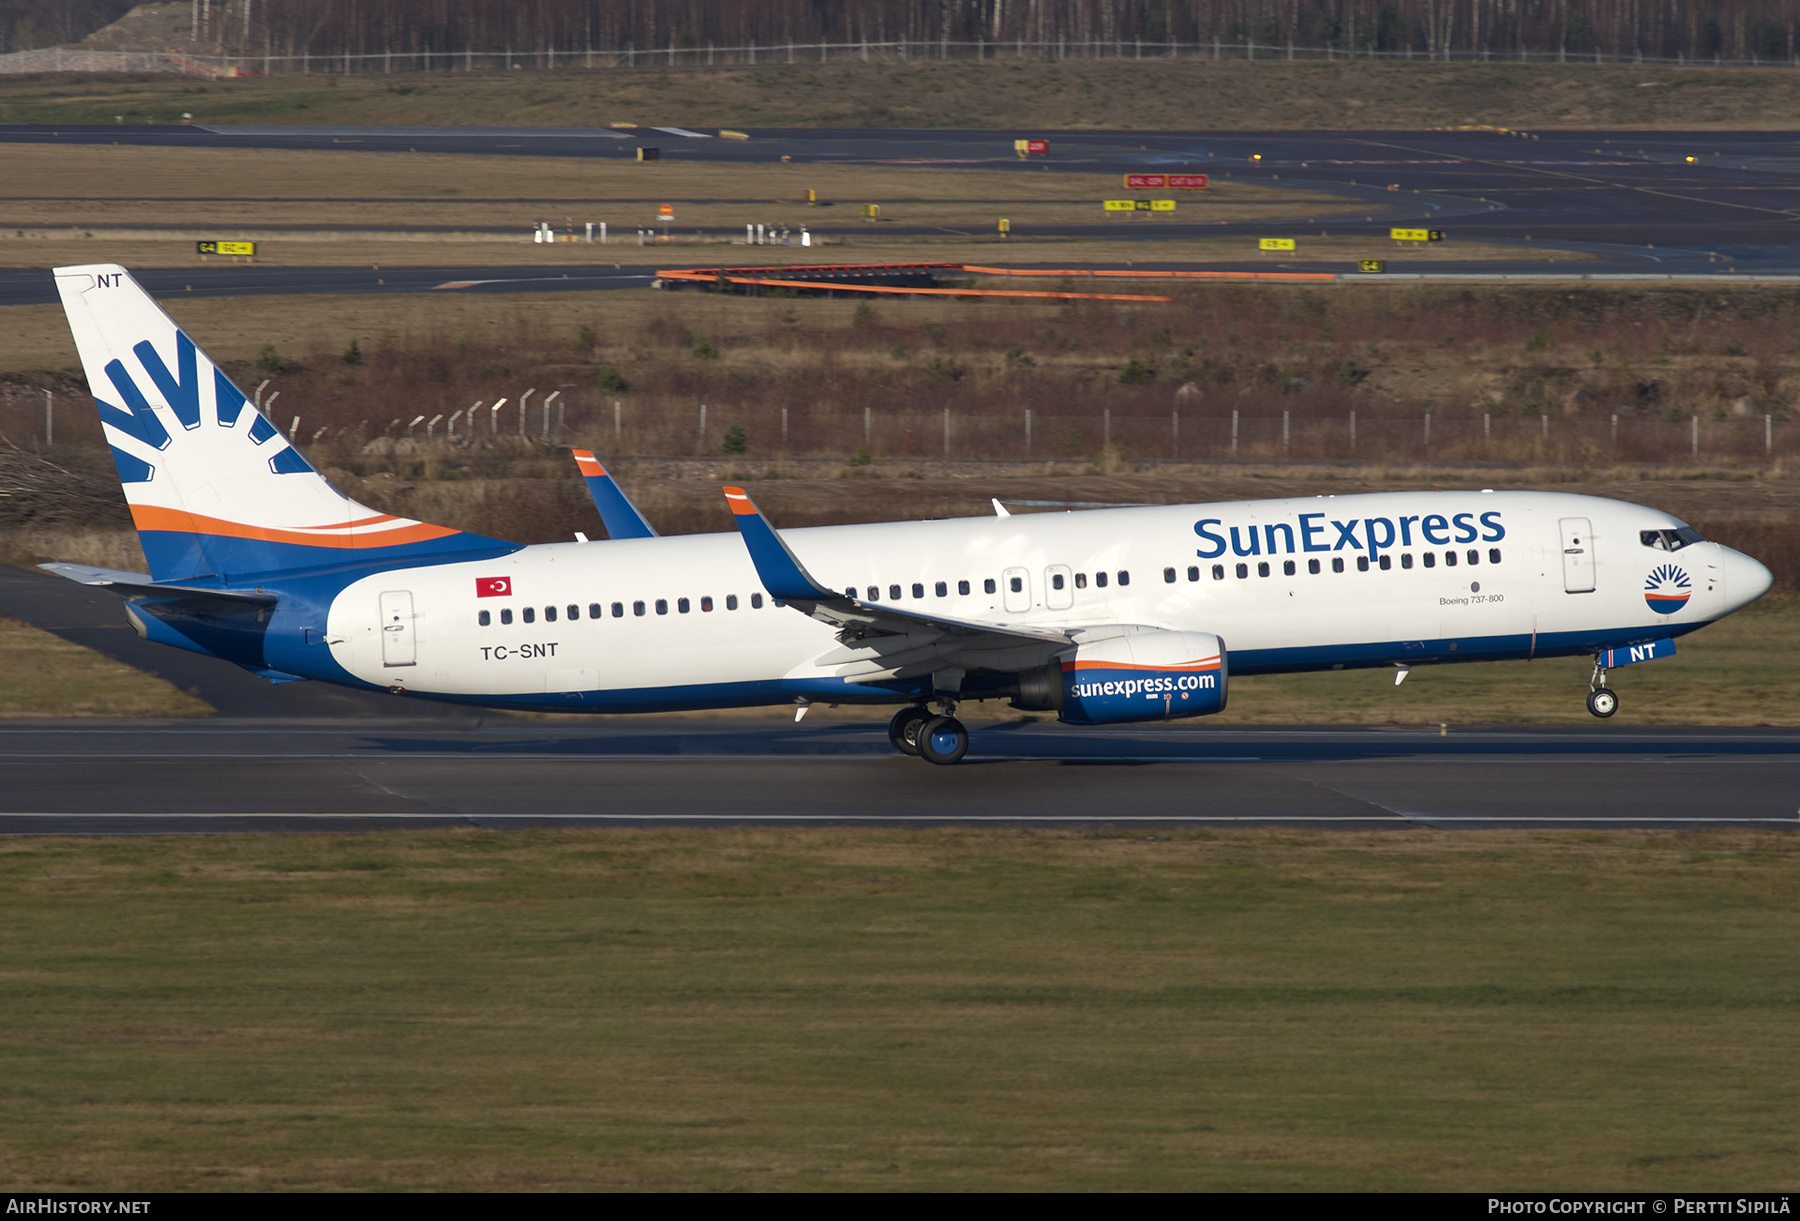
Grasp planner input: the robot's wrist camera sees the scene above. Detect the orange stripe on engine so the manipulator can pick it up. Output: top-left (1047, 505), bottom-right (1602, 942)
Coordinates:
top-left (130, 504), bottom-right (460, 549)
top-left (1062, 657), bottom-right (1221, 672)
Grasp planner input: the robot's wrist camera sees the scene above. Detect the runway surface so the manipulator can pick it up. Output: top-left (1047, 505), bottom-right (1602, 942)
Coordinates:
top-left (3, 124), bottom-right (1800, 301)
top-left (0, 718), bottom-right (1793, 832)
top-left (1, 569), bottom-right (1794, 833)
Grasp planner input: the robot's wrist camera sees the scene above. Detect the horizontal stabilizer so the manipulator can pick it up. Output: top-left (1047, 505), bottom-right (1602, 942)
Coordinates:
top-left (572, 450), bottom-right (658, 539)
top-left (40, 562), bottom-right (279, 607)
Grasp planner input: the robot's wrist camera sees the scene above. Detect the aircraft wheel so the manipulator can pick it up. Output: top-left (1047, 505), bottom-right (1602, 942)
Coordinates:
top-left (917, 716), bottom-right (969, 765)
top-left (1587, 688), bottom-right (1619, 719)
top-left (888, 706), bottom-right (932, 756)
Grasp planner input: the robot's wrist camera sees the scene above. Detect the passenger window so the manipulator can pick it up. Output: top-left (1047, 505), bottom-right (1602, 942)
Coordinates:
top-left (569, 604), bottom-right (580, 620)
top-left (726, 595), bottom-right (739, 610)
top-left (1162, 567), bottom-right (1176, 584)
top-left (1212, 564), bottom-right (1225, 580)
top-left (656, 599), bottom-right (669, 614)
top-left (478, 610), bottom-right (491, 626)
top-left (1467, 550), bottom-right (1479, 566)
top-left (1423, 553), bottom-right (1436, 569)
top-left (1235, 563), bottom-right (1249, 579)
top-left (588, 603), bottom-right (602, 619)
top-left (1401, 554), bottom-right (1413, 570)
top-left (1118, 571), bottom-right (1130, 586)
top-left (701, 596), bottom-right (713, 612)
top-left (1075, 573), bottom-right (1088, 589)
top-left (935, 581), bottom-right (947, 597)
top-left (1332, 557), bottom-right (1345, 573)
top-left (677, 598), bottom-right (690, 613)
top-left (544, 606), bottom-right (557, 622)
top-left (1488, 548), bottom-right (1502, 564)
top-left (1356, 556), bottom-right (1370, 572)
top-left (1445, 551), bottom-right (1458, 567)
top-left (1308, 559), bottom-right (1320, 575)
top-left (633, 601), bottom-right (645, 616)
top-left (984, 579), bottom-right (997, 594)
top-left (912, 583), bottom-right (924, 599)
top-left (1009, 576), bottom-right (1023, 593)
top-left (1378, 555), bottom-right (1391, 571)
top-left (523, 607), bottom-right (536, 624)
top-left (501, 608), bottom-right (513, 625)
top-left (751, 593), bottom-right (764, 609)
top-left (611, 602), bottom-right (624, 618)
top-left (1257, 562), bottom-right (1270, 578)
top-left (1096, 572), bottom-right (1108, 588)
top-left (889, 584), bottom-right (902, 600)
top-left (1053, 573), bottom-right (1067, 590)
top-left (867, 586), bottom-right (879, 600)
top-left (958, 580), bottom-right (971, 595)
top-left (1187, 566), bottom-right (1200, 582)
top-left (1283, 560), bottom-right (1296, 576)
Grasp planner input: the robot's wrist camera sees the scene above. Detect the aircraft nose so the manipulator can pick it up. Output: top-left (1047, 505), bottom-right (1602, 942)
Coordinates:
top-left (1718, 545), bottom-right (1773, 609)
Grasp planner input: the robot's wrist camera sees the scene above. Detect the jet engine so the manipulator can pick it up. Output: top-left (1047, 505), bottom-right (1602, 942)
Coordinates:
top-left (1013, 628), bottom-right (1227, 725)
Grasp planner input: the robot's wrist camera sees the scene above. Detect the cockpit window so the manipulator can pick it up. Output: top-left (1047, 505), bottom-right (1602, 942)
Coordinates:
top-left (1640, 527), bottom-right (1705, 552)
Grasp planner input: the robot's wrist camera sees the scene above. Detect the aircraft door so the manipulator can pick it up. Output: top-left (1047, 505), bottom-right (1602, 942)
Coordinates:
top-left (1045, 564), bottom-right (1074, 611)
top-left (1559, 518), bottom-right (1595, 593)
top-left (379, 590), bottom-right (417, 667)
top-left (1002, 567), bottom-right (1032, 614)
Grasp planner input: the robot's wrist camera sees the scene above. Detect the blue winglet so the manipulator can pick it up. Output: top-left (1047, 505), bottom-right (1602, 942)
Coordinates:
top-left (723, 486), bottom-right (839, 602)
top-left (573, 450), bottom-right (658, 539)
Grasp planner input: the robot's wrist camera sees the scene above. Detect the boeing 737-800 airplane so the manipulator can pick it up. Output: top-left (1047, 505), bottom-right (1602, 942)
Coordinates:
top-left (39, 265), bottom-right (1774, 764)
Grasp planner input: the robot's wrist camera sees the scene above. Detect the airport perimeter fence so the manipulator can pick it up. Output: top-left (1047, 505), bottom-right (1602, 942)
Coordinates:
top-left (8, 39), bottom-right (1800, 79)
top-left (345, 403), bottom-right (1791, 466)
top-left (7, 389), bottom-right (1790, 467)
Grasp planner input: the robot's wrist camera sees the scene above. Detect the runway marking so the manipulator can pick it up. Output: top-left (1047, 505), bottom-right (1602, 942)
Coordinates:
top-left (0, 813), bottom-right (1790, 826)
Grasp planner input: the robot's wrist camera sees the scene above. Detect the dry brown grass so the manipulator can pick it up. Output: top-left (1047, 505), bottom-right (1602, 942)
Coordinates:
top-left (9, 59), bottom-right (1800, 131)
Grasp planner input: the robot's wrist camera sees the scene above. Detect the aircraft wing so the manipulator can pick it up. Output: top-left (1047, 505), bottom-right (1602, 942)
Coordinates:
top-left (722, 486), bottom-right (1068, 681)
top-left (573, 450), bottom-right (658, 539)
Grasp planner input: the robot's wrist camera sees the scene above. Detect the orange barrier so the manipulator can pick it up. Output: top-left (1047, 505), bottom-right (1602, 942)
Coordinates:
top-left (658, 269), bottom-right (1171, 302)
top-left (962, 265), bottom-right (1337, 282)
top-left (654, 261), bottom-right (1334, 301)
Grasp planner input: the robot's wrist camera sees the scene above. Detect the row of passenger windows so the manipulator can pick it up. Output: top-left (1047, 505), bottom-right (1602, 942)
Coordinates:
top-left (1180, 548), bottom-right (1504, 581)
top-left (478, 593), bottom-right (766, 626)
top-left (856, 572), bottom-right (1131, 601)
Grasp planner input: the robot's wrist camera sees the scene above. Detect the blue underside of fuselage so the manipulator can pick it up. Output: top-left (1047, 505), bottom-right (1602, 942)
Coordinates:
top-left (363, 620), bottom-right (1708, 714)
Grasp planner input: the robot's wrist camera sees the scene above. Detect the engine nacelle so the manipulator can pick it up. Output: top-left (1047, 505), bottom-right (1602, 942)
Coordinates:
top-left (1018, 628), bottom-right (1227, 725)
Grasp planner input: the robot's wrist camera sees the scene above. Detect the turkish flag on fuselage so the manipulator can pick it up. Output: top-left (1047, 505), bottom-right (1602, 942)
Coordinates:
top-left (475, 577), bottom-right (512, 597)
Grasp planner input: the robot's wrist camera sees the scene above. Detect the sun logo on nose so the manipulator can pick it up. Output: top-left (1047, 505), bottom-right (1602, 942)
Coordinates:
top-left (1644, 563), bottom-right (1691, 615)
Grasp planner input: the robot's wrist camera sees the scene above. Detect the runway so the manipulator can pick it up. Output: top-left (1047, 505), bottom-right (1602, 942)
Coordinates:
top-left (5, 124), bottom-right (1800, 293)
top-left (0, 718), bottom-right (1793, 832)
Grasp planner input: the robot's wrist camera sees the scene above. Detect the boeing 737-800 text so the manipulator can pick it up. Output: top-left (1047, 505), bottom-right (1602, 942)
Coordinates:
top-left (37, 265), bottom-right (1774, 763)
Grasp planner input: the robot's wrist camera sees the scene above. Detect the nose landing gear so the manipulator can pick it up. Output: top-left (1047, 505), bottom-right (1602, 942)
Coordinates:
top-left (1587, 657), bottom-right (1619, 718)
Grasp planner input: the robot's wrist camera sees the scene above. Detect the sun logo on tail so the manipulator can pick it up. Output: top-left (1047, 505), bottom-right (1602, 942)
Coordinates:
top-left (1644, 563), bottom-right (1691, 615)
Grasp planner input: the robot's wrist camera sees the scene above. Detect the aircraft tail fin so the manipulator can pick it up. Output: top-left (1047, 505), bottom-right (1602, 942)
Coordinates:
top-left (53, 264), bottom-right (512, 582)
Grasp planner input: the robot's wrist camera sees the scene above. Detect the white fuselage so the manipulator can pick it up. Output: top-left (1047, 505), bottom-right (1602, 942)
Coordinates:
top-left (322, 490), bottom-right (1764, 712)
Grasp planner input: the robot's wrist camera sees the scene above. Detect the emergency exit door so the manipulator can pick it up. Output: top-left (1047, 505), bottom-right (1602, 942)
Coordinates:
top-left (1559, 518), bottom-right (1595, 593)
top-left (379, 590), bottom-right (417, 666)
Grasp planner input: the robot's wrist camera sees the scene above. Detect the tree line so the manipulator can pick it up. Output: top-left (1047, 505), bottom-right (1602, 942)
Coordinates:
top-left (10, 1), bottom-right (1800, 63)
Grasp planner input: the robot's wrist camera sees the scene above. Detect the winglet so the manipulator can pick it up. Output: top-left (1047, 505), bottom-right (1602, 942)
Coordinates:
top-left (572, 449), bottom-right (658, 539)
top-left (723, 485), bottom-right (839, 602)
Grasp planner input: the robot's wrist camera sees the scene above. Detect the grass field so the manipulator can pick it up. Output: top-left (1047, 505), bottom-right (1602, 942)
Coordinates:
top-left (7, 59), bottom-right (1800, 131)
top-left (0, 616), bottom-right (208, 717)
top-left (0, 826), bottom-right (1795, 1191)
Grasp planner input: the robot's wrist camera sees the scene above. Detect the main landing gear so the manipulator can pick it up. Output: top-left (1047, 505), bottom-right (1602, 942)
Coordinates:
top-left (1587, 657), bottom-right (1619, 719)
top-left (888, 703), bottom-right (968, 765)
